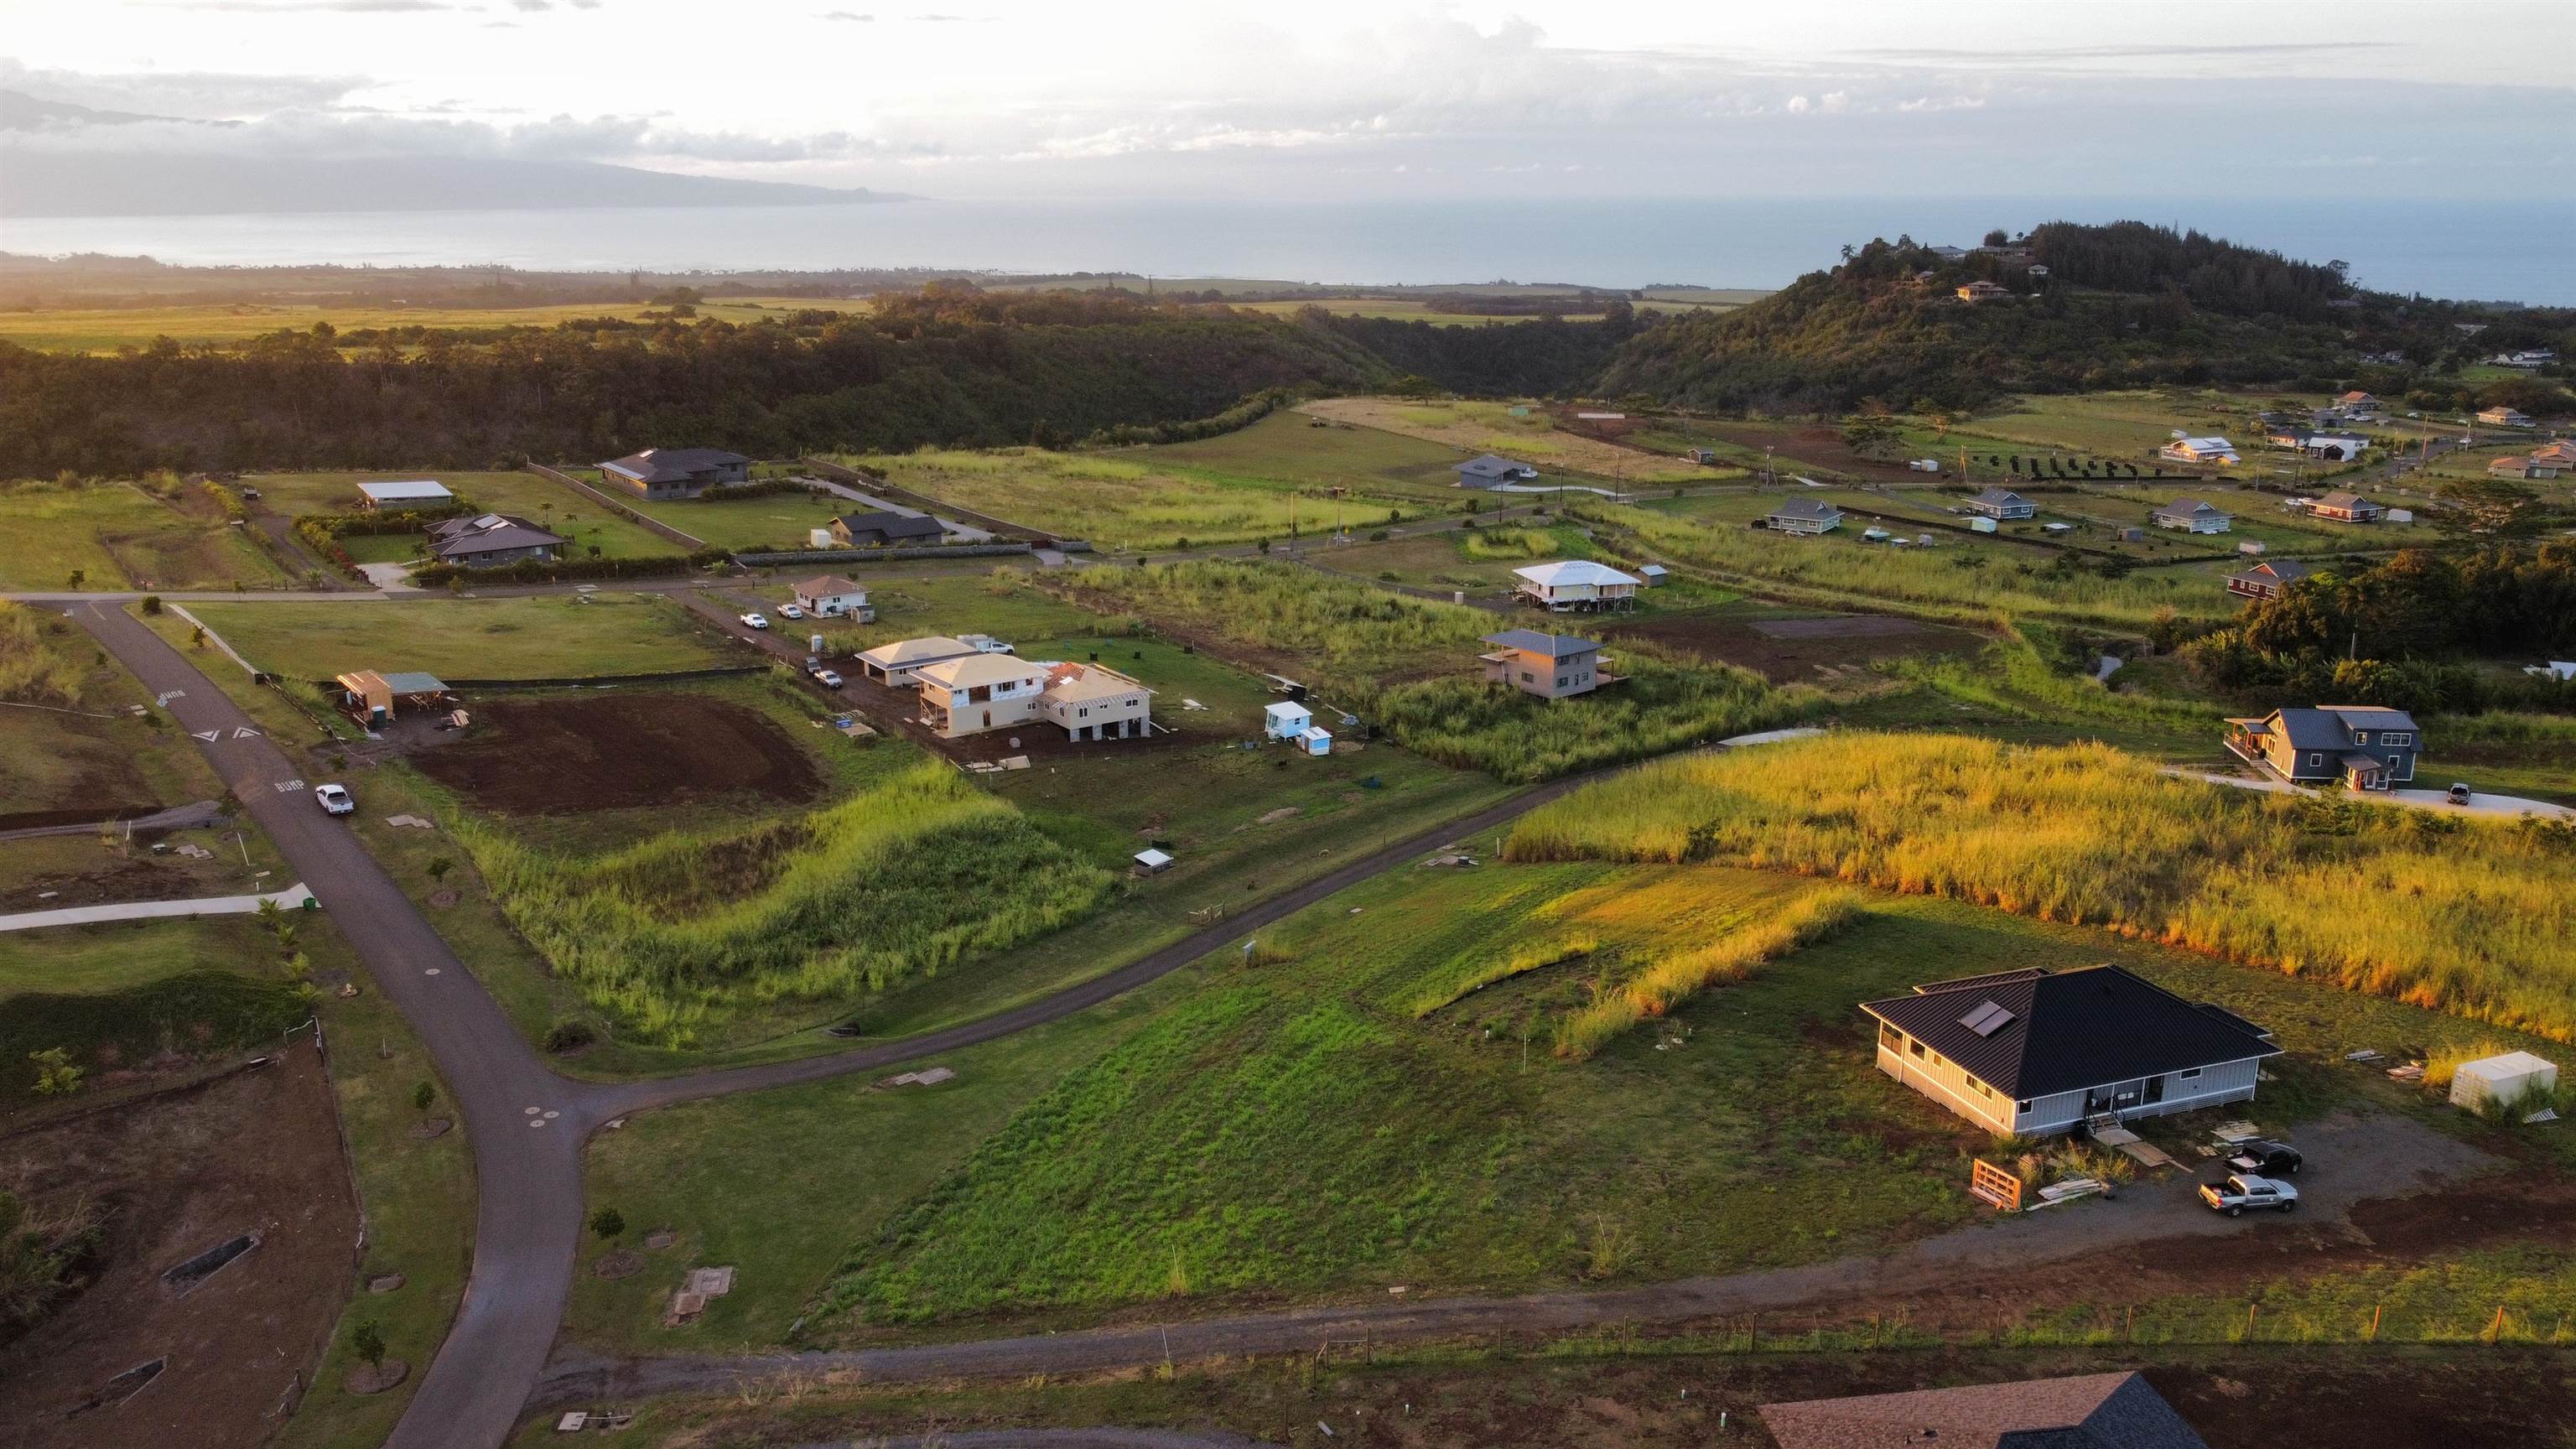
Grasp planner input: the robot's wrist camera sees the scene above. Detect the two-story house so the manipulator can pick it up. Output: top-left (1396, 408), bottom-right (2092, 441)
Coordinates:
top-left (916, 655), bottom-right (1049, 739)
top-left (2224, 704), bottom-right (2422, 790)
top-left (1478, 630), bottom-right (1619, 699)
top-left (1037, 662), bottom-right (1154, 740)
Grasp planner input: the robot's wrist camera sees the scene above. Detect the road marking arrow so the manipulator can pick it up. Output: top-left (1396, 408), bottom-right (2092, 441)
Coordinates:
top-left (192, 729), bottom-right (221, 742)
top-left (233, 726), bottom-right (261, 739)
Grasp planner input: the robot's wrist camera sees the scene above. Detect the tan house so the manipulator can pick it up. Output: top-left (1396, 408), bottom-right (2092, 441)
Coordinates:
top-left (332, 669), bottom-right (450, 729)
top-left (856, 636), bottom-right (982, 686)
top-left (2532, 440), bottom-right (2576, 467)
top-left (2478, 406), bottom-right (2535, 428)
top-left (2306, 490), bottom-right (2385, 522)
top-left (916, 654), bottom-right (1049, 738)
top-left (2490, 454), bottom-right (2563, 480)
top-left (791, 574), bottom-right (875, 620)
top-left (1955, 280), bottom-right (2011, 303)
top-left (1037, 662), bottom-right (1154, 740)
top-left (1478, 629), bottom-right (1620, 699)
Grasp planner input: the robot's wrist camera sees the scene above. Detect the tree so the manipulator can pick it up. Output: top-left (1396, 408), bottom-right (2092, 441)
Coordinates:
top-left (190, 624), bottom-right (208, 650)
top-left (1982, 228), bottom-right (2010, 247)
top-left (1839, 414), bottom-right (1903, 461)
top-left (351, 1320), bottom-right (387, 1371)
top-left (589, 1207), bottom-right (626, 1241)
top-left (66, 569), bottom-right (85, 589)
top-left (29, 1047), bottom-right (82, 1097)
top-left (413, 1081), bottom-right (436, 1112)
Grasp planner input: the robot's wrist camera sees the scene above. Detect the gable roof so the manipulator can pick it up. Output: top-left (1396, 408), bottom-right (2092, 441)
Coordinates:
top-left (2259, 706), bottom-right (2360, 751)
top-left (834, 510), bottom-right (944, 540)
top-left (1859, 964), bottom-right (2278, 1098)
top-left (1482, 629), bottom-right (1601, 659)
top-left (2154, 496), bottom-right (2229, 518)
top-left (1455, 454), bottom-right (1536, 478)
top-left (1969, 486), bottom-right (2028, 507)
top-left (1514, 559), bottom-right (1640, 589)
top-left (599, 446), bottom-right (750, 482)
top-left (2322, 703), bottom-right (2419, 731)
top-left (1769, 498), bottom-right (1842, 520)
top-left (1762, 1371), bottom-right (2210, 1449)
top-left (2231, 558), bottom-right (2312, 584)
top-left (2315, 490), bottom-right (2376, 510)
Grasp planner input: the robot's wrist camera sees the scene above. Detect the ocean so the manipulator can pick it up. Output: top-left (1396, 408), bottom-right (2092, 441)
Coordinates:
top-left (4, 195), bottom-right (2570, 304)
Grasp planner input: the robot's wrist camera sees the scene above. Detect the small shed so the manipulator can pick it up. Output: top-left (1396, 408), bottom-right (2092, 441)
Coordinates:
top-left (1969, 516), bottom-right (1998, 534)
top-left (2449, 1051), bottom-right (2559, 1111)
top-left (2386, 508), bottom-right (2415, 524)
top-left (1638, 564), bottom-right (1670, 587)
top-left (1131, 848), bottom-right (1175, 875)
top-left (1264, 700), bottom-right (1314, 741)
top-left (1301, 726), bottom-right (1334, 756)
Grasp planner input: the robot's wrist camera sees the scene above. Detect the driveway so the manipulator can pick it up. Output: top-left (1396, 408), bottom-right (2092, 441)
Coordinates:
top-left (2171, 768), bottom-right (2572, 821)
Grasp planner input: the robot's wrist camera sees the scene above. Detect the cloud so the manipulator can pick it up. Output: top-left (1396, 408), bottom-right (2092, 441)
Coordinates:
top-left (0, 60), bottom-right (366, 120)
top-left (818, 9), bottom-right (873, 18)
top-left (148, 0), bottom-right (467, 11)
top-left (1784, 94), bottom-right (1809, 113)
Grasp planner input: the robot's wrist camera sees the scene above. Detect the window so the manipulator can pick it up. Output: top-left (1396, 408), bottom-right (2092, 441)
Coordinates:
top-left (1078, 706), bottom-right (1089, 718)
top-left (1879, 1023), bottom-right (1903, 1050)
top-left (2308, 752), bottom-right (2323, 767)
top-left (2016, 1098), bottom-right (2033, 1114)
top-left (1556, 676), bottom-right (1569, 688)
top-left (1970, 1078), bottom-right (1993, 1099)
top-left (2178, 1067), bottom-right (2202, 1081)
top-left (1520, 672), bottom-right (1535, 684)
top-left (1908, 1039), bottom-right (1926, 1060)
top-left (2388, 732), bottom-right (2411, 746)
top-left (2354, 730), bottom-right (2371, 745)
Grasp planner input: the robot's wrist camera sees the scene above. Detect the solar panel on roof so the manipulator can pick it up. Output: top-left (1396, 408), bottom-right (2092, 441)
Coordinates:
top-left (1960, 1000), bottom-right (2017, 1036)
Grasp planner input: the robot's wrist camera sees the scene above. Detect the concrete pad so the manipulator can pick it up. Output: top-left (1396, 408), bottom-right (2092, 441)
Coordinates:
top-left (0, 882), bottom-right (315, 933)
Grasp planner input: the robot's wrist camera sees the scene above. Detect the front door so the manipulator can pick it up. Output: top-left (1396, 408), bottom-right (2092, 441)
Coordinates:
top-left (2144, 1075), bottom-right (2166, 1104)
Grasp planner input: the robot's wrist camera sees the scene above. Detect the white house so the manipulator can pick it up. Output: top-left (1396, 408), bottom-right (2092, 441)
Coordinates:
top-left (1861, 965), bottom-right (2281, 1136)
top-left (1264, 700), bottom-right (1314, 741)
top-left (1961, 487), bottom-right (2035, 521)
top-left (2158, 436), bottom-right (2241, 466)
top-left (790, 574), bottom-right (875, 621)
top-left (1766, 498), bottom-right (1843, 535)
top-left (916, 654), bottom-right (1050, 739)
top-left (1513, 560), bottom-right (1641, 612)
top-left (1036, 661), bottom-right (1154, 741)
top-left (2151, 497), bottom-right (2234, 534)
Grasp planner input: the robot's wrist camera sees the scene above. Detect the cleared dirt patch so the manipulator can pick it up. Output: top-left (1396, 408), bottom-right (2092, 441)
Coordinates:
top-left (405, 691), bottom-right (819, 816)
top-left (1605, 609), bottom-right (1986, 683)
top-left (0, 1040), bottom-right (357, 1449)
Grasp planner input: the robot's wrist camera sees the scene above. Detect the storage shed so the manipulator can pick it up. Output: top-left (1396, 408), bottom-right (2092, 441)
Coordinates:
top-left (2449, 1051), bottom-right (2559, 1111)
top-left (1301, 726), bottom-right (1334, 756)
top-left (1131, 848), bottom-right (1175, 875)
top-left (1264, 700), bottom-right (1314, 741)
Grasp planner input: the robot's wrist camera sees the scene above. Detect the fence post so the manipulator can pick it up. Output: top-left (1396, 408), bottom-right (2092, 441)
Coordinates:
top-left (2244, 1303), bottom-right (2258, 1342)
top-left (2368, 1303), bottom-right (2381, 1343)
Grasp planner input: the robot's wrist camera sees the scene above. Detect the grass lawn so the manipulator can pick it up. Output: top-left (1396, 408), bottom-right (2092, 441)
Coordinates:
top-left (0, 295), bottom-right (871, 354)
top-left (840, 444), bottom-right (1440, 553)
top-left (790, 848), bottom-right (2544, 1343)
top-left (240, 470), bottom-right (683, 561)
top-left (1, 605), bottom-right (231, 817)
top-left (617, 486), bottom-right (849, 553)
top-left (1317, 521), bottom-right (1737, 607)
top-left (181, 593), bottom-right (741, 681)
top-left (0, 480), bottom-right (286, 591)
top-left (569, 967), bottom-right (1193, 1353)
top-left (1300, 397), bottom-right (1705, 485)
top-left (1146, 410), bottom-right (1474, 499)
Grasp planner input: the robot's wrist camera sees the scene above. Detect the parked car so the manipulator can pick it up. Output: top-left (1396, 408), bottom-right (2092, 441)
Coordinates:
top-left (2225, 1139), bottom-right (2303, 1176)
top-left (740, 612), bottom-right (770, 630)
top-left (779, 604), bottom-right (806, 621)
top-left (314, 783), bottom-right (356, 816)
top-left (238, 486), bottom-right (263, 501)
top-left (812, 668), bottom-right (844, 689)
top-left (2199, 1174), bottom-right (2298, 1217)
top-left (2447, 782), bottom-right (2474, 805)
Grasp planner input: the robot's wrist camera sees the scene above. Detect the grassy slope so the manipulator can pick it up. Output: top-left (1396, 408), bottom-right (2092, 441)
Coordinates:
top-left (183, 594), bottom-right (740, 680)
top-left (0, 480), bottom-right (286, 590)
top-left (0, 606), bottom-right (226, 815)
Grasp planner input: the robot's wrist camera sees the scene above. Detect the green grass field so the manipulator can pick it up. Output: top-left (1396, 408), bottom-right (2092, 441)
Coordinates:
top-left (615, 486), bottom-right (847, 552)
top-left (841, 443), bottom-right (1437, 551)
top-left (0, 480), bottom-right (286, 591)
top-left (0, 295), bottom-right (874, 354)
top-left (240, 470), bottom-right (683, 561)
top-left (181, 594), bottom-right (739, 681)
top-left (1145, 410), bottom-right (1476, 498)
top-left (1303, 397), bottom-right (1706, 485)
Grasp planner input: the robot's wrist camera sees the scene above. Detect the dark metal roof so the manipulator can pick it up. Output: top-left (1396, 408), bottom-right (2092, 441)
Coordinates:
top-left (2264, 707), bottom-right (2355, 752)
top-left (2324, 704), bottom-right (2419, 731)
top-left (1763, 1371), bottom-right (2210, 1449)
top-left (2229, 558), bottom-right (2311, 584)
top-left (1481, 629), bottom-right (1600, 658)
top-left (1860, 965), bottom-right (2279, 1098)
top-left (600, 446), bottom-right (750, 482)
top-left (834, 510), bottom-right (943, 540)
top-left (1769, 498), bottom-right (1841, 519)
top-left (1456, 454), bottom-right (1536, 478)
top-left (1970, 486), bottom-right (2028, 506)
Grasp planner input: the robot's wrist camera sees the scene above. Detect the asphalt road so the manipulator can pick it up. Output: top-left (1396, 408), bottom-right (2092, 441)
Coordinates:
top-left (60, 597), bottom-right (1586, 1448)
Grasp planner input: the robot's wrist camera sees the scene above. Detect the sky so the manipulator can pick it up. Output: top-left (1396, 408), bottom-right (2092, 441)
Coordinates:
top-left (3, 0), bottom-right (2572, 201)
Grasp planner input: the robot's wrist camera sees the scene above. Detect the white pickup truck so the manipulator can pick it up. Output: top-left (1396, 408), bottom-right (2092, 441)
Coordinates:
top-left (2199, 1173), bottom-right (2298, 1217)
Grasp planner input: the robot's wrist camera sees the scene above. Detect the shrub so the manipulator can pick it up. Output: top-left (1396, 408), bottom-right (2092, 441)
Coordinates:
top-left (543, 1021), bottom-right (597, 1054)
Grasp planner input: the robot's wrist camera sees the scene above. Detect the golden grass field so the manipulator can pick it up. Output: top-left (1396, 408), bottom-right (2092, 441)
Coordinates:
top-left (1298, 397), bottom-right (1709, 484)
top-left (0, 296), bottom-right (873, 353)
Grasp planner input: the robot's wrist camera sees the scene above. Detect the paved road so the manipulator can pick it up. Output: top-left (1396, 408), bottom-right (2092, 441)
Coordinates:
top-left (0, 881), bottom-right (313, 932)
top-left (0, 798), bottom-right (220, 843)
top-left (62, 598), bottom-right (1591, 1448)
top-left (536, 1110), bottom-right (2492, 1410)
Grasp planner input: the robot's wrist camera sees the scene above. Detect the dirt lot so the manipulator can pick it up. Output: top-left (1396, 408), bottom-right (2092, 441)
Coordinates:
top-left (404, 692), bottom-right (820, 816)
top-left (1605, 608), bottom-right (1987, 683)
top-left (0, 1039), bottom-right (357, 1449)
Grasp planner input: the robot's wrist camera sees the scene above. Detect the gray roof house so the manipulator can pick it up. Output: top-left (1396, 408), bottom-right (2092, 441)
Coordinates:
top-left (424, 512), bottom-right (566, 568)
top-left (1962, 486), bottom-right (2036, 520)
top-left (2225, 704), bottom-right (2421, 790)
top-left (1763, 1371), bottom-right (2210, 1449)
top-left (1766, 497), bottom-right (1844, 534)
top-left (829, 511), bottom-right (948, 548)
top-left (597, 447), bottom-right (752, 500)
top-left (1478, 629), bottom-right (1619, 699)
top-left (2151, 496), bottom-right (2234, 534)
top-left (1453, 454), bottom-right (1539, 489)
top-left (1862, 964), bottom-right (2280, 1136)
